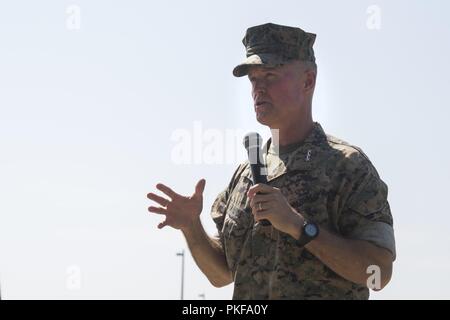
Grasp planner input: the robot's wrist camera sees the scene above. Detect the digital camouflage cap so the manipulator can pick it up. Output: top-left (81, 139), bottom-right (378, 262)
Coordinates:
top-left (233, 22), bottom-right (317, 77)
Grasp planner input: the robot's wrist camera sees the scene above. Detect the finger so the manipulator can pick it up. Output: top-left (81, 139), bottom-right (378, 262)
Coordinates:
top-left (194, 179), bottom-right (206, 198)
top-left (254, 209), bottom-right (270, 221)
top-left (147, 193), bottom-right (170, 207)
top-left (247, 183), bottom-right (275, 198)
top-left (249, 194), bottom-right (273, 208)
top-left (250, 199), bottom-right (270, 211)
top-left (251, 201), bottom-right (272, 214)
top-left (156, 183), bottom-right (180, 200)
top-left (158, 220), bottom-right (169, 229)
top-left (148, 206), bottom-right (167, 215)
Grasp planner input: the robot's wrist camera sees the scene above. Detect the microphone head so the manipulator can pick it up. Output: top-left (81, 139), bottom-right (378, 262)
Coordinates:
top-left (243, 132), bottom-right (263, 151)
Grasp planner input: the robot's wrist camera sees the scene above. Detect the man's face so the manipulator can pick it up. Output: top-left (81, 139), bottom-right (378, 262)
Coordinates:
top-left (247, 61), bottom-right (312, 128)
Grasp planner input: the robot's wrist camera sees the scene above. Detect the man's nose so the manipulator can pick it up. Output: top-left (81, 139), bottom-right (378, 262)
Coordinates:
top-left (253, 79), bottom-right (267, 96)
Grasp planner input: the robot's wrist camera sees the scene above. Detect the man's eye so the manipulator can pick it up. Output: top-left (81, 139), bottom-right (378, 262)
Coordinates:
top-left (249, 73), bottom-right (275, 82)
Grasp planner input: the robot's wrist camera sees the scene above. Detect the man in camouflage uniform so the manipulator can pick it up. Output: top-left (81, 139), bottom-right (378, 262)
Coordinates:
top-left (148, 23), bottom-right (396, 299)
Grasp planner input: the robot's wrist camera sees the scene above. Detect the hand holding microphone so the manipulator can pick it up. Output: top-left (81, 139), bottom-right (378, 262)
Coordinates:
top-left (243, 132), bottom-right (271, 226)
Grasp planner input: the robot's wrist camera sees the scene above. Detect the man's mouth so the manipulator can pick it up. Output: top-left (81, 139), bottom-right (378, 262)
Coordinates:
top-left (255, 101), bottom-right (269, 108)
top-left (255, 101), bottom-right (271, 111)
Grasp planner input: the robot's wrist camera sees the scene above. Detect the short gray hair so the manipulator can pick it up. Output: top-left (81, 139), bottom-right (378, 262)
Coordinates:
top-left (302, 60), bottom-right (317, 73)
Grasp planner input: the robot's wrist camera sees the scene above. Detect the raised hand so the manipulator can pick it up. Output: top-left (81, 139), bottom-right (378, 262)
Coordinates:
top-left (147, 179), bottom-right (206, 231)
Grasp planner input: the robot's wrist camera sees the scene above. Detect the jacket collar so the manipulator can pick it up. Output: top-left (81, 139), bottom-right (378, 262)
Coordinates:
top-left (244, 122), bottom-right (329, 182)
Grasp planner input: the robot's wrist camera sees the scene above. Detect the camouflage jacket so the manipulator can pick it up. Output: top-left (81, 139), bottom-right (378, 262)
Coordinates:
top-left (211, 122), bottom-right (396, 300)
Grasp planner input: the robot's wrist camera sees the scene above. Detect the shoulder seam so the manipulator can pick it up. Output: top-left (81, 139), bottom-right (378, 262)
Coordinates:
top-left (327, 136), bottom-right (372, 163)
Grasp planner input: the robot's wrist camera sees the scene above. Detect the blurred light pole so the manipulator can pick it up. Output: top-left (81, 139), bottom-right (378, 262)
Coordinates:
top-left (176, 250), bottom-right (185, 300)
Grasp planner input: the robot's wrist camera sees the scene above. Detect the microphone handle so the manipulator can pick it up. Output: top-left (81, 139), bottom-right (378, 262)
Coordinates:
top-left (249, 163), bottom-right (271, 226)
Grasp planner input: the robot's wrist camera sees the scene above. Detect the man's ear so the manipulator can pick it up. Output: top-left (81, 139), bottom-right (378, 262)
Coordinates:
top-left (304, 70), bottom-right (316, 91)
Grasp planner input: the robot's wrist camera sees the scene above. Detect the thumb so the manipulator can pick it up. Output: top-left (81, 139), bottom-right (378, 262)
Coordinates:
top-left (194, 178), bottom-right (206, 197)
top-left (158, 220), bottom-right (168, 229)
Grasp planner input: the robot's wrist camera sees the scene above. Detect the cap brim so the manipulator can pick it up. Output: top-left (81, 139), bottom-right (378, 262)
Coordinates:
top-left (232, 53), bottom-right (286, 77)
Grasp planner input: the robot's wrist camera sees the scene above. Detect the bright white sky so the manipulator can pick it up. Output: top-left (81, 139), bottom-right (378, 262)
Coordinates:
top-left (0, 0), bottom-right (449, 300)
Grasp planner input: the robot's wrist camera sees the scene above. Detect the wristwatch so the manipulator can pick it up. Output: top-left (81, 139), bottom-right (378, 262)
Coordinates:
top-left (298, 220), bottom-right (319, 247)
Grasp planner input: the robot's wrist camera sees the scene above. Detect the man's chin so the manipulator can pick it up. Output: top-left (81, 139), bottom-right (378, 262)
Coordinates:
top-left (256, 113), bottom-right (272, 126)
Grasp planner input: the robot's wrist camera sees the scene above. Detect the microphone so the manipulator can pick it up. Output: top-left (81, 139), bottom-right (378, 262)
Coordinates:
top-left (243, 132), bottom-right (271, 226)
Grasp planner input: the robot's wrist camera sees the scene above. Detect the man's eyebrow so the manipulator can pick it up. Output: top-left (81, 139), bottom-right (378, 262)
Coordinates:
top-left (248, 67), bottom-right (279, 78)
top-left (259, 66), bottom-right (278, 72)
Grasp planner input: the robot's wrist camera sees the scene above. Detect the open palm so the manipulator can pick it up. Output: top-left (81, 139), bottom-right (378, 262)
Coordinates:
top-left (147, 179), bottom-right (206, 230)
